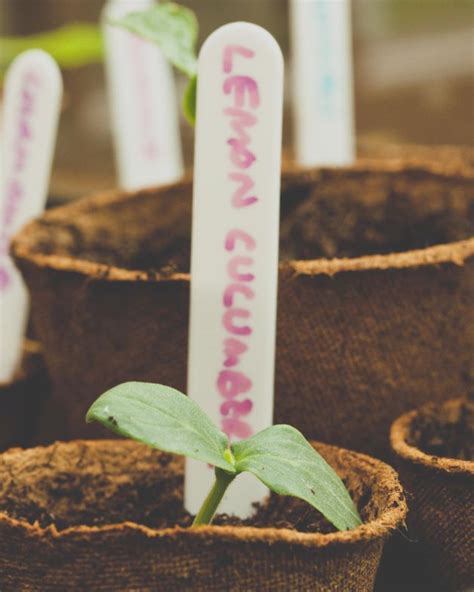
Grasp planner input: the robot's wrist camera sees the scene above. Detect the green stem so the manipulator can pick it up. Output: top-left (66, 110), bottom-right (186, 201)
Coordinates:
top-left (192, 468), bottom-right (237, 526)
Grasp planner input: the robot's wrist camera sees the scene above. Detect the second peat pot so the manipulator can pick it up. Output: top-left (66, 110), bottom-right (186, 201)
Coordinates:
top-left (12, 149), bottom-right (474, 456)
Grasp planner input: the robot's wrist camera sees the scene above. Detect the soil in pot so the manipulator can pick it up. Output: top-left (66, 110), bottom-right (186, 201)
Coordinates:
top-left (389, 398), bottom-right (474, 592)
top-left (12, 151), bottom-right (474, 456)
top-left (0, 439), bottom-right (406, 592)
top-left (4, 467), bottom-right (340, 535)
top-left (32, 166), bottom-right (473, 270)
top-left (406, 397), bottom-right (474, 461)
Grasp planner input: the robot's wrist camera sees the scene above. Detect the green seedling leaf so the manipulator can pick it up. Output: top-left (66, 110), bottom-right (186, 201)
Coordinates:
top-left (0, 23), bottom-right (103, 80)
top-left (232, 425), bottom-right (362, 531)
top-left (112, 2), bottom-right (198, 78)
top-left (86, 385), bottom-right (362, 530)
top-left (183, 74), bottom-right (197, 125)
top-left (86, 382), bottom-right (235, 472)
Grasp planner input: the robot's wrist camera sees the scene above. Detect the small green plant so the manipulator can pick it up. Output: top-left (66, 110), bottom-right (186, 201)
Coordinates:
top-left (86, 382), bottom-right (362, 530)
top-left (112, 2), bottom-right (199, 124)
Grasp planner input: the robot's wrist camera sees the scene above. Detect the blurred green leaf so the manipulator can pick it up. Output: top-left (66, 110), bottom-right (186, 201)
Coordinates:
top-left (0, 23), bottom-right (103, 80)
top-left (112, 2), bottom-right (198, 78)
top-left (183, 74), bottom-right (197, 125)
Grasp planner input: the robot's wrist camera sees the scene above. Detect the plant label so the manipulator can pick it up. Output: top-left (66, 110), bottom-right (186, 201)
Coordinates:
top-left (103, 0), bottom-right (183, 190)
top-left (0, 50), bottom-right (62, 382)
top-left (185, 23), bottom-right (283, 518)
top-left (290, 0), bottom-right (355, 166)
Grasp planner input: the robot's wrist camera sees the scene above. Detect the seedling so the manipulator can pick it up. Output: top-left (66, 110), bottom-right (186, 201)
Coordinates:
top-left (104, 4), bottom-right (362, 530)
top-left (111, 2), bottom-right (199, 123)
top-left (86, 382), bottom-right (362, 530)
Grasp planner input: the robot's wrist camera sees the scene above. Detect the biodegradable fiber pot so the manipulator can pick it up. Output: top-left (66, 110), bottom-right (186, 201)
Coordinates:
top-left (0, 439), bottom-right (406, 592)
top-left (12, 148), bottom-right (474, 455)
top-left (0, 340), bottom-right (49, 451)
top-left (390, 398), bottom-right (474, 592)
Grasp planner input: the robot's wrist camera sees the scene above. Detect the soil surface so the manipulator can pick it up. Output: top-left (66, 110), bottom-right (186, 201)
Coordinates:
top-left (27, 169), bottom-right (474, 275)
top-left (1, 479), bottom-right (343, 534)
top-left (0, 448), bottom-right (371, 534)
top-left (407, 399), bottom-right (474, 461)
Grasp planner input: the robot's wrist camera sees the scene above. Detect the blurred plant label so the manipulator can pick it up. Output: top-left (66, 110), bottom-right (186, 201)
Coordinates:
top-left (186, 23), bottom-right (283, 518)
top-left (0, 50), bottom-right (62, 382)
top-left (290, 0), bottom-right (354, 166)
top-left (103, 0), bottom-right (183, 190)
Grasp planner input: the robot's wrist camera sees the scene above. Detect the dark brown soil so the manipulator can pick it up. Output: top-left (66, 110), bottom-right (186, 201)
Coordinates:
top-left (28, 169), bottom-right (474, 274)
top-left (0, 449), bottom-right (371, 534)
top-left (407, 399), bottom-right (474, 461)
top-left (1, 480), bottom-right (341, 534)
top-left (278, 175), bottom-right (474, 262)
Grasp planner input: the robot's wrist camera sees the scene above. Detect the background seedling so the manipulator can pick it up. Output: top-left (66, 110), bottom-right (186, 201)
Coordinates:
top-left (111, 2), bottom-right (199, 123)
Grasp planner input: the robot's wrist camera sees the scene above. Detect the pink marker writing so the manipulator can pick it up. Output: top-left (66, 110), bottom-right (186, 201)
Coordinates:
top-left (0, 71), bottom-right (40, 289)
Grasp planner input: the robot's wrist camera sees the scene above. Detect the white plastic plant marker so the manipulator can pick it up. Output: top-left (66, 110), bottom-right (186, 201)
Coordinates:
top-left (290, 0), bottom-right (355, 166)
top-left (185, 23), bottom-right (284, 518)
top-left (103, 0), bottom-right (183, 190)
top-left (0, 50), bottom-right (62, 382)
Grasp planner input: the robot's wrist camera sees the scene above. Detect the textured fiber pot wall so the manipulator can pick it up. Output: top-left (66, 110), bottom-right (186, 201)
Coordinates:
top-left (0, 439), bottom-right (406, 592)
top-left (390, 399), bottom-right (474, 591)
top-left (12, 151), bottom-right (474, 454)
top-left (0, 340), bottom-right (49, 451)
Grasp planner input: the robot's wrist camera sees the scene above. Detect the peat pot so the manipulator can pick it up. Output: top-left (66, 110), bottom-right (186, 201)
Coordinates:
top-left (12, 149), bottom-right (474, 455)
top-left (0, 439), bottom-right (406, 591)
top-left (390, 398), bottom-right (474, 591)
top-left (0, 340), bottom-right (49, 451)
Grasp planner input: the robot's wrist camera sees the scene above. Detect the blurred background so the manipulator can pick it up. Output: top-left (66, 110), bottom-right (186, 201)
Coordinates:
top-left (1, 0), bottom-right (473, 199)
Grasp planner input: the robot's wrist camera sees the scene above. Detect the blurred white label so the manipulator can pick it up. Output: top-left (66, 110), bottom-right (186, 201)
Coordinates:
top-left (290, 0), bottom-right (355, 166)
top-left (0, 50), bottom-right (62, 382)
top-left (103, 0), bottom-right (183, 190)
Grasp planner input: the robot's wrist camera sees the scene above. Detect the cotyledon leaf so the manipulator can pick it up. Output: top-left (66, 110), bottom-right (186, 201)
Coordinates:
top-left (232, 424), bottom-right (362, 531)
top-left (86, 382), bottom-right (235, 473)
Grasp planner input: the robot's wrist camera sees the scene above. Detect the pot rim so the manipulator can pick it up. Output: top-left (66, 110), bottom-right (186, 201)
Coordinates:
top-left (0, 439), bottom-right (407, 549)
top-left (390, 398), bottom-right (474, 476)
top-left (12, 162), bottom-right (474, 283)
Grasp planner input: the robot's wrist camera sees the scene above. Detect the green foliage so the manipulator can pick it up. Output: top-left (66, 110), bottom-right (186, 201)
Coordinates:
top-left (86, 382), bottom-right (235, 472)
top-left (112, 2), bottom-right (198, 124)
top-left (0, 23), bottom-right (103, 80)
top-left (87, 382), bottom-right (362, 530)
top-left (232, 425), bottom-right (361, 531)
top-left (112, 3), bottom-right (198, 77)
top-left (183, 75), bottom-right (197, 125)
